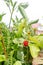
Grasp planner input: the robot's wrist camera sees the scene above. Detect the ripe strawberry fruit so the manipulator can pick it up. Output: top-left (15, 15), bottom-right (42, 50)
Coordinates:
top-left (23, 40), bottom-right (28, 46)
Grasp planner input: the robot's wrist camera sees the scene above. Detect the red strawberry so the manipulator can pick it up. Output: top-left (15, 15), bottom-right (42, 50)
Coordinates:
top-left (23, 40), bottom-right (28, 46)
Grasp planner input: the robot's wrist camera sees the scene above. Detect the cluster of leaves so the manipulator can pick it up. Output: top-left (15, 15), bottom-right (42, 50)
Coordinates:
top-left (0, 0), bottom-right (43, 65)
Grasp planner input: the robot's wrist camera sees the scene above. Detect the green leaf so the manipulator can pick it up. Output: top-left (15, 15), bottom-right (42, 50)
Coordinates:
top-left (29, 44), bottom-right (40, 58)
top-left (20, 2), bottom-right (29, 9)
top-left (6, 3), bottom-right (9, 7)
top-left (12, 18), bottom-right (15, 22)
top-left (13, 61), bottom-right (22, 65)
top-left (37, 36), bottom-right (43, 48)
top-left (13, 44), bottom-right (18, 51)
top-left (17, 51), bottom-right (22, 60)
top-left (16, 16), bottom-right (19, 22)
top-left (0, 55), bottom-right (6, 62)
top-left (0, 14), bottom-right (6, 21)
top-left (10, 0), bottom-right (13, 6)
top-left (0, 16), bottom-right (2, 21)
top-left (16, 19), bottom-right (26, 37)
top-left (29, 19), bottom-right (39, 25)
top-left (29, 36), bottom-right (39, 44)
top-left (29, 36), bottom-right (43, 48)
top-left (18, 5), bottom-right (28, 21)
top-left (13, 1), bottom-right (17, 8)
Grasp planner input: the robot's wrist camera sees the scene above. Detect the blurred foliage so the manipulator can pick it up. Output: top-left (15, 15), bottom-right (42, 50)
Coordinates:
top-left (0, 0), bottom-right (43, 65)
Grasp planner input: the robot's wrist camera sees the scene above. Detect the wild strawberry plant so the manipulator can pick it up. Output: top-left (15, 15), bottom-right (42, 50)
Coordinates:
top-left (0, 0), bottom-right (43, 65)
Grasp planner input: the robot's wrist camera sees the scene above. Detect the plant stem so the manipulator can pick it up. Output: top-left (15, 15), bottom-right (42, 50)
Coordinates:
top-left (8, 6), bottom-right (11, 13)
top-left (0, 29), bottom-right (8, 59)
top-left (9, 12), bottom-right (12, 28)
top-left (1, 37), bottom-right (8, 59)
top-left (27, 47), bottom-right (29, 63)
top-left (9, 4), bottom-right (15, 28)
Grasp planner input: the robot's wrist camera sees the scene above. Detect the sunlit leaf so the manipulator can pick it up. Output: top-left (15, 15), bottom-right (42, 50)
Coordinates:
top-left (29, 44), bottom-right (40, 58)
top-left (16, 19), bottom-right (26, 37)
top-left (13, 61), bottom-right (22, 65)
top-left (0, 55), bottom-right (6, 62)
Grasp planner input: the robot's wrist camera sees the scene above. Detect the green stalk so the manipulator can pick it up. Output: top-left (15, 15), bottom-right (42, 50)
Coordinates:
top-left (1, 37), bottom-right (8, 59)
top-left (27, 47), bottom-right (29, 63)
top-left (9, 2), bottom-right (17, 28)
top-left (9, 11), bottom-right (13, 28)
top-left (0, 29), bottom-right (8, 59)
top-left (9, 5), bottom-right (14, 28)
